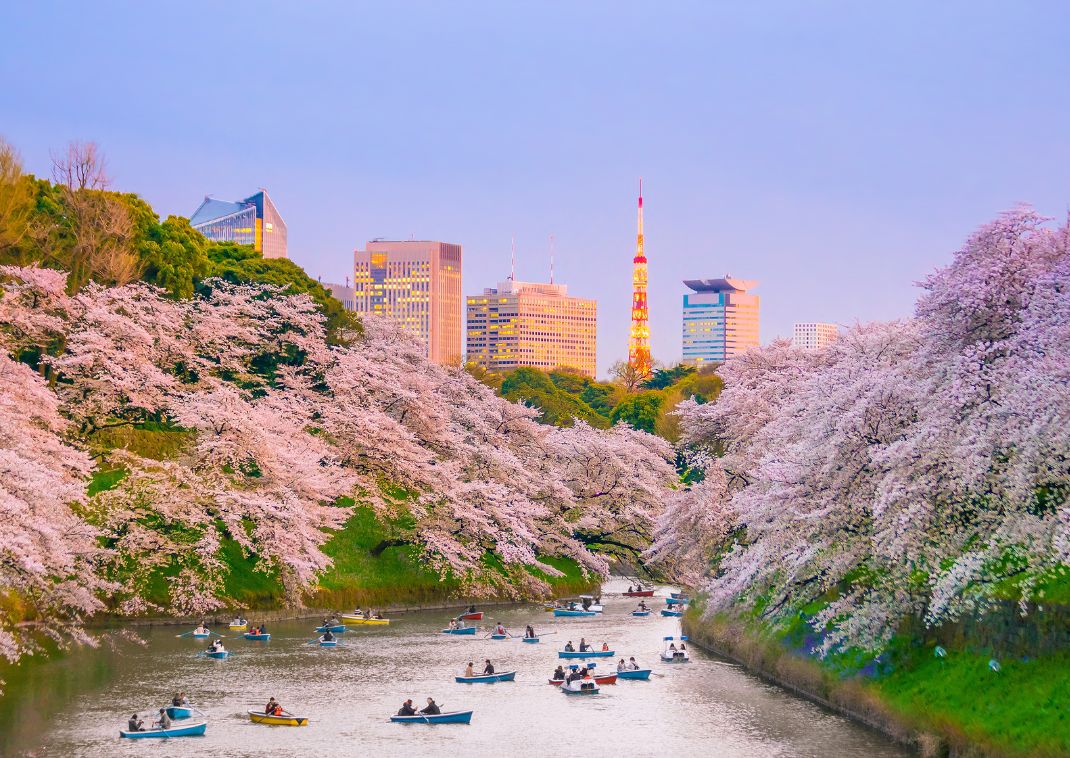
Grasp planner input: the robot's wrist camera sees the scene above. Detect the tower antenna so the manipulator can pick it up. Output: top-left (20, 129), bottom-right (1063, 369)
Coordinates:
top-left (510, 236), bottom-right (516, 281)
top-left (627, 177), bottom-right (651, 377)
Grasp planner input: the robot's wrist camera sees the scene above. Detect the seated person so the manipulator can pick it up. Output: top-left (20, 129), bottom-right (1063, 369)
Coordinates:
top-left (265, 697), bottom-right (279, 714)
top-left (629, 657), bottom-right (640, 670)
top-left (397, 699), bottom-right (416, 716)
top-left (272, 703), bottom-right (284, 716)
top-left (601, 642), bottom-right (609, 651)
top-left (564, 641), bottom-right (575, 652)
top-left (617, 659), bottom-right (627, 672)
top-left (525, 625), bottom-right (535, 638)
top-left (483, 659), bottom-right (495, 675)
top-left (579, 639), bottom-right (590, 652)
top-left (553, 665), bottom-right (566, 680)
top-left (420, 698), bottom-right (441, 715)
top-left (322, 630), bottom-right (335, 642)
top-left (448, 619), bottom-right (458, 630)
top-left (464, 661), bottom-right (475, 677)
top-left (127, 714), bottom-right (143, 732)
top-left (153, 708), bottom-right (171, 730)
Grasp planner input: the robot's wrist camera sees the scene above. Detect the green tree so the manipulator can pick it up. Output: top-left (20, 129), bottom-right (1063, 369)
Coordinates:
top-left (609, 391), bottom-right (663, 433)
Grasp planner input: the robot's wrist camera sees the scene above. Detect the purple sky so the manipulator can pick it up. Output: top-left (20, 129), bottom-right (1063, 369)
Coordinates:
top-left (4, 2), bottom-right (1068, 376)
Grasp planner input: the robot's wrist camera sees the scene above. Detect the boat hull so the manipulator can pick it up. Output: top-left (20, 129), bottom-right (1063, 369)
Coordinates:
top-left (244, 633), bottom-right (271, 640)
top-left (522, 637), bottom-right (540, 643)
top-left (553, 609), bottom-right (596, 617)
top-left (617, 668), bottom-right (652, 680)
top-left (561, 683), bottom-right (599, 695)
top-left (191, 633), bottom-right (210, 639)
top-left (665, 597), bottom-right (691, 605)
top-left (661, 610), bottom-right (683, 617)
top-left (315, 624), bottom-right (346, 633)
top-left (631, 611), bottom-right (651, 617)
top-left (559, 650), bottom-right (614, 658)
top-left (455, 671), bottom-right (516, 683)
top-left (165, 706), bottom-right (194, 720)
top-left (489, 633), bottom-right (508, 640)
top-left (229, 624), bottom-right (247, 631)
top-left (661, 653), bottom-right (690, 663)
top-left (205, 651), bottom-right (228, 659)
top-left (391, 710), bottom-right (473, 724)
top-left (340, 616), bottom-right (390, 625)
top-left (623, 590), bottom-right (654, 597)
top-left (319, 640), bottom-right (338, 647)
top-left (120, 721), bottom-right (206, 738)
top-left (249, 711), bottom-right (308, 726)
top-left (459, 611), bottom-right (483, 621)
top-left (441, 627), bottom-right (477, 635)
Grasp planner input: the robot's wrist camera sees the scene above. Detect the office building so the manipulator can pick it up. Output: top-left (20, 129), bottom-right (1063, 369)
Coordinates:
top-left (353, 240), bottom-right (462, 365)
top-left (681, 277), bottom-right (760, 366)
top-left (793, 322), bottom-right (839, 350)
top-left (467, 278), bottom-right (597, 378)
top-left (189, 189), bottom-right (287, 259)
top-left (324, 280), bottom-right (355, 312)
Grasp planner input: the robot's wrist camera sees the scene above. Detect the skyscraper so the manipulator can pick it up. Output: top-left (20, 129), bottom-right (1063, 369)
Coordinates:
top-left (628, 180), bottom-right (651, 377)
top-left (189, 189), bottom-right (287, 259)
top-left (353, 240), bottom-right (462, 366)
top-left (466, 278), bottom-right (597, 378)
top-left (681, 277), bottom-right (760, 366)
top-left (793, 322), bottom-right (839, 350)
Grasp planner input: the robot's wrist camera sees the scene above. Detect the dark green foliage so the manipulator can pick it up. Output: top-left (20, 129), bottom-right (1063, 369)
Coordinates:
top-left (642, 364), bottom-right (695, 390)
top-left (500, 367), bottom-right (609, 428)
top-left (610, 391), bottom-right (663, 433)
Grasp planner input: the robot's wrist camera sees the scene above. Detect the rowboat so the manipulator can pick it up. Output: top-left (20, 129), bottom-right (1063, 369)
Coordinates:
top-left (120, 721), bottom-right (207, 738)
top-left (205, 650), bottom-right (228, 659)
top-left (553, 609), bottom-right (596, 618)
top-left (390, 710), bottom-right (474, 724)
top-left (249, 710), bottom-right (308, 726)
top-left (165, 705), bottom-right (195, 720)
top-left (489, 633), bottom-right (508, 640)
top-left (623, 589), bottom-right (654, 597)
top-left (459, 611), bottom-right (484, 621)
top-left (190, 632), bottom-right (210, 639)
top-left (559, 650), bottom-right (613, 658)
top-left (560, 679), bottom-right (599, 695)
top-left (522, 636), bottom-right (540, 644)
top-left (661, 609), bottom-right (683, 617)
top-left (549, 672), bottom-right (616, 685)
top-left (442, 626), bottom-right (477, 635)
top-left (319, 639), bottom-right (339, 647)
top-left (665, 597), bottom-right (691, 605)
top-left (455, 670), bottom-right (516, 683)
top-left (315, 624), bottom-right (346, 633)
top-left (228, 623), bottom-right (248, 631)
top-left (340, 615), bottom-right (390, 625)
top-left (632, 610), bottom-right (651, 617)
top-left (617, 668), bottom-right (652, 680)
top-left (244, 632), bottom-right (271, 640)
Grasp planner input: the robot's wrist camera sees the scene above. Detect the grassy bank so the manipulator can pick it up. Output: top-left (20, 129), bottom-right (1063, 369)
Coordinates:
top-left (684, 608), bottom-right (1070, 758)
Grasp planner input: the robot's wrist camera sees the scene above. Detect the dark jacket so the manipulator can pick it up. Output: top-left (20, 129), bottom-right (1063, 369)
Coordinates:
top-left (420, 702), bottom-right (441, 715)
top-left (398, 702), bottom-right (416, 716)
top-left (483, 663), bottom-right (495, 674)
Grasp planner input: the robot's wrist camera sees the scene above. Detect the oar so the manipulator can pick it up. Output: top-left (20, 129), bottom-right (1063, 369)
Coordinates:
top-left (175, 630), bottom-right (196, 638)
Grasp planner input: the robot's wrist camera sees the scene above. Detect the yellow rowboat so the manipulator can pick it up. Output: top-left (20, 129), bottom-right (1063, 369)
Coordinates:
top-left (249, 710), bottom-right (308, 726)
top-left (340, 615), bottom-right (390, 625)
top-left (229, 623), bottom-right (248, 631)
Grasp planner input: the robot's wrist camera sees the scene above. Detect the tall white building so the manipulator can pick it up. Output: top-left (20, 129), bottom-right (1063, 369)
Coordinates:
top-left (793, 322), bottom-right (839, 350)
top-left (681, 277), bottom-right (760, 366)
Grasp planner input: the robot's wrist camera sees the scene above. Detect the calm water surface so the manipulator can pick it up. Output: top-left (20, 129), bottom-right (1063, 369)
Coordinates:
top-left (1, 581), bottom-right (912, 757)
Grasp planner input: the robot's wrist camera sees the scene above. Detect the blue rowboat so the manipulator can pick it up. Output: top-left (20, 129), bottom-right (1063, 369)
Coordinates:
top-left (390, 710), bottom-right (474, 724)
top-left (617, 668), bottom-right (652, 680)
top-left (665, 597), bottom-right (691, 605)
top-left (206, 650), bottom-right (229, 659)
top-left (165, 706), bottom-right (194, 720)
top-left (191, 632), bottom-right (210, 639)
top-left (632, 611), bottom-right (651, 617)
top-left (455, 670), bottom-right (516, 683)
top-left (489, 633), bottom-right (508, 640)
top-left (120, 721), bottom-right (207, 738)
top-left (244, 632), bottom-right (271, 641)
top-left (522, 636), bottom-right (540, 644)
top-left (315, 624), bottom-right (346, 633)
top-left (559, 650), bottom-right (614, 658)
top-left (319, 639), bottom-right (339, 647)
top-left (441, 626), bottom-right (477, 635)
top-left (661, 609), bottom-right (683, 617)
top-left (553, 609), bottom-right (596, 617)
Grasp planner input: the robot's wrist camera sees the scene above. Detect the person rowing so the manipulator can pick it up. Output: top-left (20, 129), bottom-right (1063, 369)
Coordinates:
top-left (579, 638), bottom-right (590, 652)
top-left (420, 698), bottom-right (441, 715)
top-left (494, 622), bottom-right (506, 636)
top-left (127, 713), bottom-right (144, 732)
top-left (637, 600), bottom-right (648, 611)
top-left (466, 605), bottom-right (477, 614)
top-left (208, 639), bottom-right (225, 652)
top-left (194, 623), bottom-right (209, 635)
top-left (265, 697), bottom-right (279, 714)
top-left (397, 699), bottom-right (416, 716)
top-left (524, 624), bottom-right (536, 639)
top-left (153, 708), bottom-right (171, 730)
top-left (321, 629), bottom-right (335, 642)
top-left (483, 659), bottom-right (495, 675)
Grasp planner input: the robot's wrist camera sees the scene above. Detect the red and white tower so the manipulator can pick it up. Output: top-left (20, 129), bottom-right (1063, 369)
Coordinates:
top-left (628, 179), bottom-right (652, 377)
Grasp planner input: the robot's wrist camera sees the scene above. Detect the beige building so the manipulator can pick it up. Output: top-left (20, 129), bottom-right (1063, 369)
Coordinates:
top-left (681, 277), bottom-right (760, 366)
top-left (793, 322), bottom-right (839, 350)
top-left (467, 279), bottom-right (597, 378)
top-left (353, 240), bottom-right (462, 366)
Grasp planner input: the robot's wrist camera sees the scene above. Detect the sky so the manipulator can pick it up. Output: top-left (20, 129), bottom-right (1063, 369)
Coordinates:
top-left (3, 1), bottom-right (1068, 376)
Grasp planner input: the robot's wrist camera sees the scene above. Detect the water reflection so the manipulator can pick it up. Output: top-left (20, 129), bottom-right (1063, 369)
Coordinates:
top-left (1, 582), bottom-right (912, 757)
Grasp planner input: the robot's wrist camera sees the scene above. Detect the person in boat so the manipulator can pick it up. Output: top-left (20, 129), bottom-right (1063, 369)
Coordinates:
top-left (627, 585), bottom-right (634, 593)
top-left (464, 661), bottom-right (475, 677)
top-left (680, 642), bottom-right (687, 651)
top-left (194, 623), bottom-right (209, 635)
top-left (154, 708), bottom-right (172, 730)
top-left (128, 714), bottom-right (144, 732)
top-left (578, 666), bottom-right (591, 680)
top-left (272, 703), bottom-right (285, 716)
top-left (372, 610), bottom-right (384, 620)
top-left (602, 641), bottom-right (610, 651)
top-left (420, 698), bottom-right (441, 716)
top-left (448, 618), bottom-right (458, 630)
top-left (494, 622), bottom-right (506, 635)
top-left (265, 697), bottom-right (279, 714)
top-left (259, 623), bottom-right (268, 634)
top-left (579, 638), bottom-right (590, 652)
top-left (353, 606), bottom-right (364, 618)
top-left (322, 629), bottom-right (335, 642)
top-left (564, 640), bottom-right (575, 652)
top-left (466, 605), bottom-right (476, 614)
top-left (566, 668), bottom-right (581, 683)
top-left (553, 665), bottom-right (566, 681)
top-left (628, 657), bottom-right (640, 670)
top-left (524, 624), bottom-right (535, 639)
top-left (668, 642), bottom-right (677, 651)
top-left (581, 597), bottom-right (591, 610)
top-left (638, 600), bottom-right (648, 611)
top-left (397, 699), bottom-right (416, 716)
top-left (171, 693), bottom-right (182, 706)
top-left (617, 658), bottom-right (627, 672)
top-left (483, 659), bottom-right (495, 675)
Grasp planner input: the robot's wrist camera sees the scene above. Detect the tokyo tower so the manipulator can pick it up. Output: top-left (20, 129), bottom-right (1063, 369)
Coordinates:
top-left (628, 179), bottom-right (652, 377)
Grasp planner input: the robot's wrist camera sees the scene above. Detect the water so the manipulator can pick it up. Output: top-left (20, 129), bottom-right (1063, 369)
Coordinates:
top-left (1, 581), bottom-right (912, 757)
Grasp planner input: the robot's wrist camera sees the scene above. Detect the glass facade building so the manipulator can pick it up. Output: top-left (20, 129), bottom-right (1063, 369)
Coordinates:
top-left (681, 277), bottom-right (760, 366)
top-left (467, 279), bottom-right (597, 378)
top-left (353, 240), bottom-right (462, 366)
top-left (793, 322), bottom-right (839, 350)
top-left (189, 189), bottom-right (288, 259)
